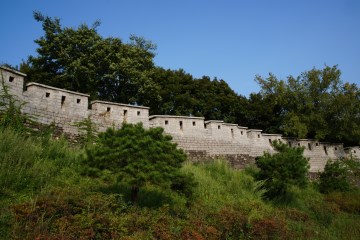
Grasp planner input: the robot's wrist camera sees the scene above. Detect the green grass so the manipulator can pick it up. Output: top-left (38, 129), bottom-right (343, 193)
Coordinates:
top-left (1, 127), bottom-right (360, 239)
top-left (0, 128), bottom-right (81, 198)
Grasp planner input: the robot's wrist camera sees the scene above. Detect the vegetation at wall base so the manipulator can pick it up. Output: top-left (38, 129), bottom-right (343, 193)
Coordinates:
top-left (255, 141), bottom-right (310, 202)
top-left (319, 158), bottom-right (360, 194)
top-left (1, 124), bottom-right (360, 239)
top-left (0, 92), bottom-right (359, 239)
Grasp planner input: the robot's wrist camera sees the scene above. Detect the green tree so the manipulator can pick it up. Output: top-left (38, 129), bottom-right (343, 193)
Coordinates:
top-left (255, 141), bottom-right (309, 201)
top-left (84, 123), bottom-right (187, 203)
top-left (150, 67), bottom-right (244, 122)
top-left (22, 12), bottom-right (160, 106)
top-left (255, 65), bottom-right (360, 145)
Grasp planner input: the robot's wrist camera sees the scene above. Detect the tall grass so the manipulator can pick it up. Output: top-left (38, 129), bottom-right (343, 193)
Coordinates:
top-left (182, 160), bottom-right (274, 221)
top-left (0, 127), bottom-right (81, 198)
top-left (182, 160), bottom-right (265, 207)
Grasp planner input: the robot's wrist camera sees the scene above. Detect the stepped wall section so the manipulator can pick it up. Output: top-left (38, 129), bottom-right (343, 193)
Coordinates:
top-left (1, 66), bottom-right (358, 172)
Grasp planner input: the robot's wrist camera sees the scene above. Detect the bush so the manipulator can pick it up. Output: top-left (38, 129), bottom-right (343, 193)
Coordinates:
top-left (319, 159), bottom-right (358, 193)
top-left (255, 141), bottom-right (310, 201)
top-left (84, 123), bottom-right (188, 203)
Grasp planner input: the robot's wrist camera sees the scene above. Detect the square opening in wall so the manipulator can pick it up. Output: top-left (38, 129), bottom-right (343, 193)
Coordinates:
top-left (218, 125), bottom-right (221, 129)
top-left (335, 147), bottom-right (338, 151)
top-left (165, 120), bottom-right (169, 125)
top-left (324, 146), bottom-right (328, 155)
top-left (77, 99), bottom-right (81, 104)
top-left (61, 96), bottom-right (66, 106)
top-left (258, 134), bottom-right (260, 138)
top-left (298, 143), bottom-right (301, 146)
top-left (269, 139), bottom-right (272, 144)
top-left (107, 107), bottom-right (111, 112)
top-left (308, 143), bottom-right (312, 150)
top-left (180, 121), bottom-right (183, 130)
top-left (123, 110), bottom-right (128, 121)
top-left (137, 111), bottom-right (141, 116)
top-left (45, 92), bottom-right (50, 98)
top-left (316, 143), bottom-right (319, 146)
top-left (9, 76), bottom-right (14, 82)
top-left (192, 121), bottom-right (196, 126)
top-left (241, 131), bottom-right (243, 135)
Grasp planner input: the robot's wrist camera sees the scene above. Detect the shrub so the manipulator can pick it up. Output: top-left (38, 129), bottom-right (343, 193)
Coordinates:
top-left (319, 159), bottom-right (356, 193)
top-left (255, 141), bottom-right (310, 201)
top-left (84, 123), bottom-right (188, 203)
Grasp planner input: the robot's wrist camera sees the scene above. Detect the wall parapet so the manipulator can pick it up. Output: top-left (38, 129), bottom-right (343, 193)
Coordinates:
top-left (26, 82), bottom-right (90, 97)
top-left (1, 66), bottom-right (357, 172)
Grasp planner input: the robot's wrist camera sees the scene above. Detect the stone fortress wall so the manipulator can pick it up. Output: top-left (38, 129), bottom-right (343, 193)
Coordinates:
top-left (1, 66), bottom-right (359, 172)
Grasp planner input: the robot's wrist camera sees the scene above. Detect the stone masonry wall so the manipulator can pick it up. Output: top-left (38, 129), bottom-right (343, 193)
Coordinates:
top-left (1, 66), bottom-right (358, 172)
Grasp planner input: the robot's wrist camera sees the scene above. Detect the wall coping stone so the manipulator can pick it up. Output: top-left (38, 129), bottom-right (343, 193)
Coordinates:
top-left (26, 82), bottom-right (90, 97)
top-left (149, 115), bottom-right (204, 120)
top-left (91, 100), bottom-right (149, 109)
top-left (262, 133), bottom-right (282, 137)
top-left (247, 129), bottom-right (262, 132)
top-left (223, 123), bottom-right (239, 126)
top-left (205, 120), bottom-right (224, 124)
top-left (0, 66), bottom-right (27, 77)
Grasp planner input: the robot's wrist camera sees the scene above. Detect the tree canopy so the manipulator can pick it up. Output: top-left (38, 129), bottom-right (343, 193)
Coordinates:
top-left (22, 12), bottom-right (160, 106)
top-left (254, 66), bottom-right (360, 145)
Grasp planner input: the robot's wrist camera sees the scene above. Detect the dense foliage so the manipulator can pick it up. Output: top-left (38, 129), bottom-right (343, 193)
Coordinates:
top-left (255, 141), bottom-right (310, 200)
top-left (22, 12), bottom-right (159, 106)
top-left (319, 159), bottom-right (360, 193)
top-left (254, 66), bottom-right (360, 145)
top-left (84, 123), bottom-right (188, 203)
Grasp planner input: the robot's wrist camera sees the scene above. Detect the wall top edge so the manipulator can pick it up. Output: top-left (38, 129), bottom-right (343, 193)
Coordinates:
top-left (281, 137), bottom-right (344, 145)
top-left (26, 82), bottom-right (90, 97)
top-left (149, 115), bottom-right (204, 120)
top-left (262, 133), bottom-right (282, 137)
top-left (344, 146), bottom-right (360, 149)
top-left (0, 66), bottom-right (27, 77)
top-left (247, 129), bottom-right (263, 132)
top-left (91, 100), bottom-right (150, 109)
top-left (222, 123), bottom-right (239, 127)
top-left (205, 120), bottom-right (224, 124)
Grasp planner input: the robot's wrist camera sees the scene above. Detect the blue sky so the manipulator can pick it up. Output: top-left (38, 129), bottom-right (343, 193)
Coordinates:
top-left (1, 0), bottom-right (359, 96)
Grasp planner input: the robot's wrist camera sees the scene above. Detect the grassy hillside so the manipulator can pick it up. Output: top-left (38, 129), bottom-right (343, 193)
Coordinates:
top-left (1, 127), bottom-right (360, 239)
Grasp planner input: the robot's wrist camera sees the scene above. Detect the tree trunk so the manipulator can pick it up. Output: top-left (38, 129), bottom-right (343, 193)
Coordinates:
top-left (131, 185), bottom-right (139, 204)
